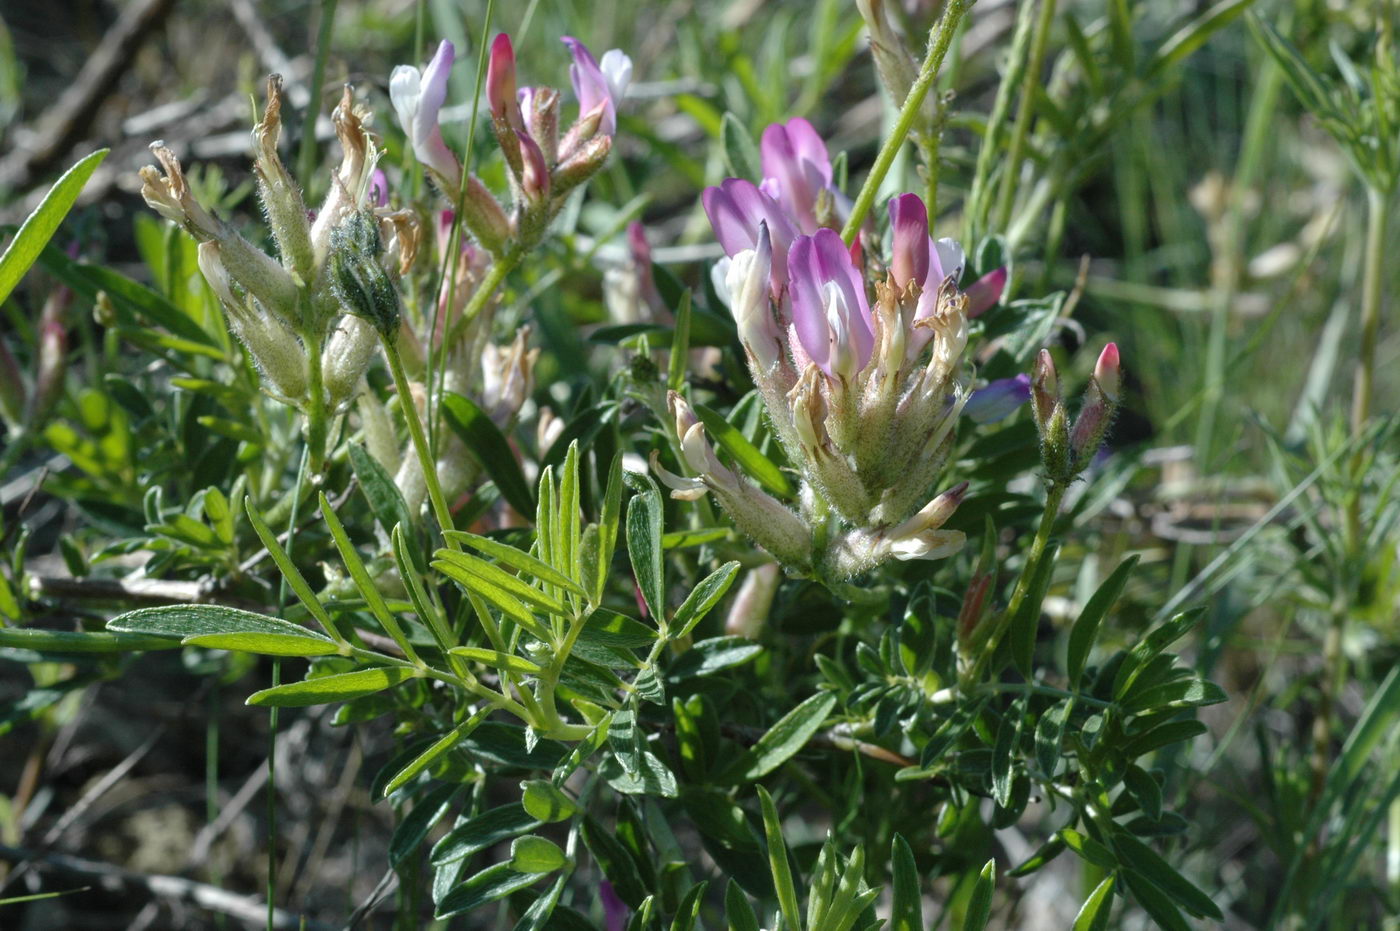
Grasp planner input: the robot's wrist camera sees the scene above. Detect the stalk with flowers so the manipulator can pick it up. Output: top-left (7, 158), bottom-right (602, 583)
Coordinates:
top-left (10, 4), bottom-right (1360, 929)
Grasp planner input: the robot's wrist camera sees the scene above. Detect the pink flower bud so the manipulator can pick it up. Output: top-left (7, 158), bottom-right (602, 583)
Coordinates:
top-left (486, 34), bottom-right (520, 127)
top-left (1094, 342), bottom-right (1121, 403)
top-left (1031, 349), bottom-right (1058, 428)
top-left (888, 193), bottom-right (930, 291)
top-left (964, 266), bottom-right (1006, 317)
top-left (519, 133), bottom-right (551, 204)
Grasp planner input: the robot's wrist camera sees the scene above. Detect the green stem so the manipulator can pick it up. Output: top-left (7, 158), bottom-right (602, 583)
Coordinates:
top-left (382, 336), bottom-right (458, 548)
top-left (1347, 186), bottom-right (1387, 545)
top-left (301, 327), bottom-right (329, 477)
top-left (992, 0), bottom-right (1058, 233)
top-left (296, 0), bottom-right (339, 186)
top-left (841, 0), bottom-right (970, 245)
top-left (963, 481), bottom-right (1065, 687)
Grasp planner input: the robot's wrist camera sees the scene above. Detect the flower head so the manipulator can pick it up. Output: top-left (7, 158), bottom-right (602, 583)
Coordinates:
top-left (561, 37), bottom-right (632, 136)
top-left (390, 40), bottom-right (459, 186)
top-left (760, 118), bottom-right (836, 233)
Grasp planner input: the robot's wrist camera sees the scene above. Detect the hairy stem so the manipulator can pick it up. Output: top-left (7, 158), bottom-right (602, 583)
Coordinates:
top-left (382, 335), bottom-right (458, 549)
top-left (841, 0), bottom-right (971, 246)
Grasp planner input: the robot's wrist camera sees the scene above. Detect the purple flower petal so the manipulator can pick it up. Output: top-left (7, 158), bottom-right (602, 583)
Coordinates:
top-left (965, 266), bottom-right (1007, 317)
top-left (562, 36), bottom-right (618, 135)
top-left (760, 118), bottom-right (834, 233)
top-left (964, 374), bottom-right (1031, 424)
top-left (701, 178), bottom-right (795, 293)
top-left (788, 229), bottom-right (873, 377)
top-left (889, 193), bottom-right (930, 290)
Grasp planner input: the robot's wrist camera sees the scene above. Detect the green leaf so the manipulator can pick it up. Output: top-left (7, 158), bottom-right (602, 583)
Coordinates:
top-left (1112, 608), bottom-right (1206, 700)
top-left (449, 646), bottom-right (544, 676)
top-left (1121, 678), bottom-right (1227, 714)
top-left (431, 555), bottom-right (552, 642)
top-left (1008, 837), bottom-right (1066, 877)
top-left (624, 470), bottom-right (665, 625)
top-left (509, 835), bottom-right (567, 874)
top-left (581, 815), bottom-right (650, 908)
top-left (594, 452), bottom-right (625, 605)
top-left (389, 784), bottom-right (459, 867)
top-left (1124, 765), bottom-right (1163, 820)
top-left (724, 878), bottom-right (761, 931)
top-left (1010, 542), bottom-right (1059, 675)
top-left (1034, 698), bottom-right (1071, 778)
top-left (435, 549), bottom-right (567, 617)
top-left (1072, 875), bottom-right (1116, 931)
top-left (1060, 829), bottom-right (1117, 870)
top-left (521, 779), bottom-right (579, 823)
top-left (441, 391), bottom-right (535, 517)
top-left (1123, 870), bottom-right (1191, 931)
top-left (321, 492), bottom-right (419, 662)
top-left (1146, 0), bottom-right (1254, 82)
top-left (432, 803), bottom-right (542, 867)
top-left (0, 627), bottom-right (179, 655)
top-left (1111, 831), bottom-right (1222, 919)
top-left (720, 112), bottom-right (761, 180)
top-left (0, 149), bottom-right (108, 307)
top-left (720, 691), bottom-right (837, 782)
top-left (246, 666), bottom-right (416, 707)
top-left (602, 750), bottom-right (679, 798)
top-left (435, 862), bottom-right (547, 919)
top-left (383, 712), bottom-right (488, 796)
top-left (962, 859), bottom-right (995, 931)
top-left (1122, 719), bottom-right (1208, 758)
top-left (757, 786), bottom-right (802, 931)
top-left (991, 698), bottom-right (1024, 807)
top-left (890, 834), bottom-right (923, 931)
top-left (670, 561), bottom-right (740, 639)
top-left (668, 636), bottom-right (762, 679)
top-left (1067, 554), bottom-right (1139, 686)
top-left (694, 403), bottom-right (793, 498)
top-left (580, 609), bottom-right (657, 648)
top-left (349, 442), bottom-right (416, 540)
top-left (107, 604), bottom-right (339, 656)
top-left (667, 290), bottom-right (692, 392)
top-left (243, 496), bottom-right (342, 643)
top-left (445, 531), bottom-right (587, 597)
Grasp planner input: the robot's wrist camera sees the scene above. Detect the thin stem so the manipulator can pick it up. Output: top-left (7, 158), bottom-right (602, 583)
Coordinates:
top-left (841, 0), bottom-right (971, 245)
top-left (963, 481), bottom-right (1065, 687)
top-left (301, 326), bottom-right (328, 477)
top-left (1347, 186), bottom-right (1387, 544)
top-left (992, 0), bottom-right (1057, 232)
top-left (296, 0), bottom-right (339, 187)
top-left (382, 336), bottom-right (458, 548)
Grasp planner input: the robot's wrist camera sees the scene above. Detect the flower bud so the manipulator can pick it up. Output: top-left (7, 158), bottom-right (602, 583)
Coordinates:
top-left (551, 134), bottom-right (612, 199)
top-left (198, 242), bottom-right (307, 400)
top-left (1069, 343), bottom-right (1122, 471)
top-left (322, 315), bottom-right (377, 409)
top-left (1093, 342), bottom-right (1120, 403)
top-left (725, 563), bottom-right (781, 639)
top-left (487, 34), bottom-right (521, 128)
top-left (329, 212), bottom-right (400, 337)
top-left (1031, 349), bottom-right (1058, 430)
top-left (459, 174), bottom-right (513, 255)
top-left (30, 317), bottom-right (67, 427)
top-left (519, 132), bottom-right (551, 206)
top-left (252, 75), bottom-right (315, 281)
top-left (964, 266), bottom-right (1007, 317)
top-left (885, 481), bottom-right (968, 560)
top-left (520, 85), bottom-right (560, 167)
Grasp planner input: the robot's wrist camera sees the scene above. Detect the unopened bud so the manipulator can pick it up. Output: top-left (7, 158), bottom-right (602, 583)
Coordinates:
top-left (29, 319), bottom-right (66, 426)
top-left (725, 563), bottom-right (780, 639)
top-left (322, 315), bottom-right (377, 409)
top-left (520, 86), bottom-right (560, 167)
top-left (330, 212), bottom-right (400, 337)
top-left (551, 134), bottom-right (611, 199)
top-left (1069, 345), bottom-right (1122, 472)
top-left (519, 133), bottom-right (551, 206)
top-left (964, 266), bottom-right (1007, 317)
top-left (198, 242), bottom-right (307, 400)
top-left (253, 75), bottom-right (315, 280)
top-left (1031, 349), bottom-right (1059, 429)
top-left (1093, 342), bottom-right (1120, 403)
top-left (459, 174), bottom-right (513, 255)
top-left (486, 34), bottom-right (520, 128)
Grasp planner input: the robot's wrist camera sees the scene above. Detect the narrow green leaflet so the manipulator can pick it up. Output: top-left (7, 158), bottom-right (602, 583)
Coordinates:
top-left (383, 710), bottom-right (490, 797)
top-left (246, 666), bottom-right (416, 708)
top-left (694, 403), bottom-right (793, 498)
top-left (433, 803), bottom-right (542, 867)
top-left (757, 787), bottom-right (802, 931)
top-left (445, 530), bottom-right (587, 597)
top-left (431, 555), bottom-right (552, 641)
top-left (962, 859), bottom-right (995, 931)
top-left (435, 549), bottom-right (568, 617)
top-left (1067, 554), bottom-right (1139, 686)
top-left (450, 647), bottom-right (544, 676)
top-left (670, 561), bottom-right (740, 639)
top-left (244, 495), bottom-right (343, 643)
top-left (389, 784), bottom-right (460, 867)
top-left (321, 492), bottom-right (420, 663)
top-left (107, 604), bottom-right (339, 656)
top-left (435, 863), bottom-right (548, 919)
top-left (0, 149), bottom-right (108, 307)
top-left (1009, 542), bottom-right (1059, 675)
top-left (1111, 831), bottom-right (1222, 919)
top-left (1072, 875), bottom-right (1116, 931)
top-left (890, 834), bottom-right (923, 931)
top-left (349, 442), bottom-right (416, 540)
top-left (0, 628), bottom-right (179, 654)
top-left (720, 691), bottom-right (838, 782)
top-left (594, 452), bottom-right (625, 605)
top-left (624, 470), bottom-right (665, 625)
top-left (1123, 870), bottom-right (1191, 931)
top-left (1060, 829), bottom-right (1117, 870)
top-left (441, 391), bottom-right (536, 517)
top-left (725, 878), bottom-right (761, 931)
top-left (580, 815), bottom-right (650, 908)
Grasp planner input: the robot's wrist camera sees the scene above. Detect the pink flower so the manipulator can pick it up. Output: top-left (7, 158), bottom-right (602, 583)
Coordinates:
top-left (701, 178), bottom-right (797, 295)
top-left (486, 34), bottom-right (522, 129)
top-left (561, 37), bottom-right (632, 136)
top-left (760, 118), bottom-right (836, 233)
top-left (964, 266), bottom-right (1007, 317)
top-left (886, 193), bottom-right (966, 356)
top-left (788, 228), bottom-right (874, 380)
top-left (389, 40), bottom-right (458, 183)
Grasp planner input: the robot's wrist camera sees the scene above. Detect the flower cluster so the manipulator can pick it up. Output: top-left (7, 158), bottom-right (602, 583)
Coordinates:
top-left (391, 34), bottom-right (630, 256)
top-left (657, 121), bottom-right (1018, 579)
top-left (140, 78), bottom-right (415, 415)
